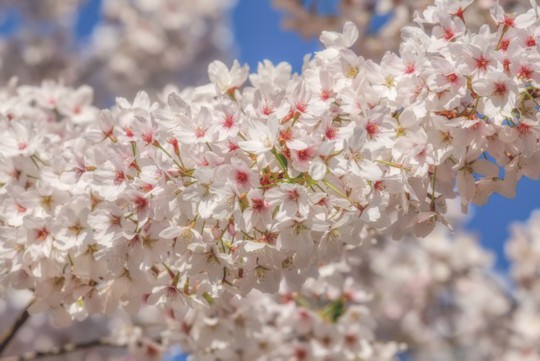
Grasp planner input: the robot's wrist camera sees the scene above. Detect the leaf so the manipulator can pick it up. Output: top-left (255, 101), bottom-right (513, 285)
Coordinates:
top-left (271, 148), bottom-right (288, 172)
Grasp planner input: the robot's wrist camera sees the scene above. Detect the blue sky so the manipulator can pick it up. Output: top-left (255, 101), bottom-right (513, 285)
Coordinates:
top-left (2, 0), bottom-right (539, 270)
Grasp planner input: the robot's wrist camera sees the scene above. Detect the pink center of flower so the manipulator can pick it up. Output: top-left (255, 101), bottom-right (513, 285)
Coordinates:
top-left (519, 66), bottom-right (533, 79)
top-left (374, 180), bottom-right (385, 191)
top-left (133, 195), bottom-right (148, 212)
top-left (298, 309), bottom-right (311, 320)
top-left (141, 183), bottom-right (154, 192)
top-left (35, 227), bottom-right (49, 241)
top-left (16, 204), bottom-right (27, 213)
top-left (18, 142), bottom-right (27, 151)
top-left (404, 63), bottom-right (416, 74)
top-left (294, 347), bottom-right (308, 360)
top-left (503, 15), bottom-right (515, 27)
top-left (10, 169), bottom-right (21, 180)
top-left (453, 7), bottom-right (465, 19)
top-left (222, 114), bottom-right (235, 129)
top-left (296, 148), bottom-right (312, 162)
top-left (195, 127), bottom-right (206, 138)
top-left (295, 102), bottom-right (307, 113)
top-left (344, 334), bottom-right (357, 346)
top-left (446, 73), bottom-right (458, 84)
top-left (114, 170), bottom-right (125, 185)
top-left (526, 35), bottom-right (536, 47)
top-left (503, 59), bottom-right (511, 71)
top-left (262, 105), bottom-right (273, 115)
top-left (228, 141), bottom-right (239, 151)
top-left (142, 130), bottom-right (154, 145)
top-left (443, 28), bottom-right (455, 41)
top-left (110, 215), bottom-right (121, 226)
top-left (325, 127), bottom-right (337, 140)
top-left (288, 189), bottom-right (300, 202)
top-left (235, 170), bottom-right (249, 185)
top-left (320, 89), bottom-right (331, 100)
top-left (365, 121), bottom-right (379, 137)
top-left (518, 123), bottom-right (531, 134)
top-left (474, 56), bottom-right (490, 71)
top-left (316, 197), bottom-right (328, 207)
top-left (252, 198), bottom-right (267, 213)
top-left (166, 286), bottom-right (180, 301)
top-left (493, 82), bottom-right (507, 96)
top-left (500, 39), bottom-right (510, 51)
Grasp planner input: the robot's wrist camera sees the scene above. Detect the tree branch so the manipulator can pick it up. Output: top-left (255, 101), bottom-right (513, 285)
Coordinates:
top-left (0, 300), bottom-right (34, 356)
top-left (8, 338), bottom-right (124, 361)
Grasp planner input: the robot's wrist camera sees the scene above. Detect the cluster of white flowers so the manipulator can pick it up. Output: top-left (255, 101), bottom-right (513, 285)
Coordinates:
top-left (6, 218), bottom-right (537, 361)
top-left (169, 269), bottom-right (402, 361)
top-left (2, 1), bottom-right (540, 328)
top-left (166, 223), bottom-right (525, 361)
top-left (273, 0), bottom-right (533, 59)
top-left (0, 0), bottom-right (234, 104)
top-left (89, 0), bottom-right (235, 100)
top-left (3, 1), bottom-right (540, 360)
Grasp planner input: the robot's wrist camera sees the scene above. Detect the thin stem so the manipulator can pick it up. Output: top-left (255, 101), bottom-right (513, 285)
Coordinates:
top-left (0, 300), bottom-right (34, 355)
top-left (10, 338), bottom-right (124, 361)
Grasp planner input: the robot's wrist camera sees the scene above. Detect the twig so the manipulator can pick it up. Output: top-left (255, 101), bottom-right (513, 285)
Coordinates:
top-left (7, 338), bottom-right (123, 361)
top-left (0, 300), bottom-right (34, 356)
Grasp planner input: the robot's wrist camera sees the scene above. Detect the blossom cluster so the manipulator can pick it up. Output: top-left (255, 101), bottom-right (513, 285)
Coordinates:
top-left (166, 222), bottom-right (533, 361)
top-left (273, 0), bottom-right (533, 59)
top-left (169, 269), bottom-right (402, 361)
top-left (0, 0), bottom-right (234, 103)
top-left (1, 0), bottom-right (540, 334)
top-left (5, 214), bottom-right (540, 361)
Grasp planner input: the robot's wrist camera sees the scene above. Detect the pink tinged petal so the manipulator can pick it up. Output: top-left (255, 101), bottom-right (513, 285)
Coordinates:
top-left (168, 92), bottom-right (188, 110)
top-left (457, 170), bottom-right (475, 201)
top-left (515, 12), bottom-right (537, 29)
top-left (309, 158), bottom-right (327, 181)
top-left (159, 226), bottom-right (182, 239)
top-left (242, 241), bottom-right (267, 253)
top-left (361, 206), bottom-right (381, 222)
top-left (238, 140), bottom-right (265, 154)
top-left (413, 212), bottom-right (437, 238)
top-left (361, 161), bottom-right (383, 181)
top-left (473, 78), bottom-right (492, 96)
top-left (287, 138), bottom-right (308, 150)
top-left (342, 21), bottom-right (359, 47)
top-left (472, 159), bottom-right (499, 178)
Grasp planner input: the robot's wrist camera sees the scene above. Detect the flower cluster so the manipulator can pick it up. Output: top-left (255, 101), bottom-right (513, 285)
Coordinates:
top-left (169, 269), bottom-right (402, 361)
top-left (166, 218), bottom-right (539, 361)
top-left (1, 0), bottom-right (540, 334)
top-left (273, 0), bottom-right (533, 59)
top-left (0, 0), bottom-right (234, 104)
top-left (6, 216), bottom-right (539, 361)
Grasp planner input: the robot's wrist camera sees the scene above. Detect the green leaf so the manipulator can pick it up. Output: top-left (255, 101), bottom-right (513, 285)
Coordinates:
top-left (321, 298), bottom-right (345, 323)
top-left (271, 148), bottom-right (288, 172)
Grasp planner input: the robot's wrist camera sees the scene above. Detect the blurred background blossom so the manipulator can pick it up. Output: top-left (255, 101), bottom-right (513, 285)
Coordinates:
top-left (1, 1), bottom-right (540, 361)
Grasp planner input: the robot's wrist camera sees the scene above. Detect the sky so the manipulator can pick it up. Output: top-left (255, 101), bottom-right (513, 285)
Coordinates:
top-left (2, 0), bottom-right (539, 269)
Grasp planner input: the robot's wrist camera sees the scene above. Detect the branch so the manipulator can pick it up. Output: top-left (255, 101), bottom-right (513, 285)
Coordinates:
top-left (6, 338), bottom-right (124, 361)
top-left (0, 300), bottom-right (34, 356)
